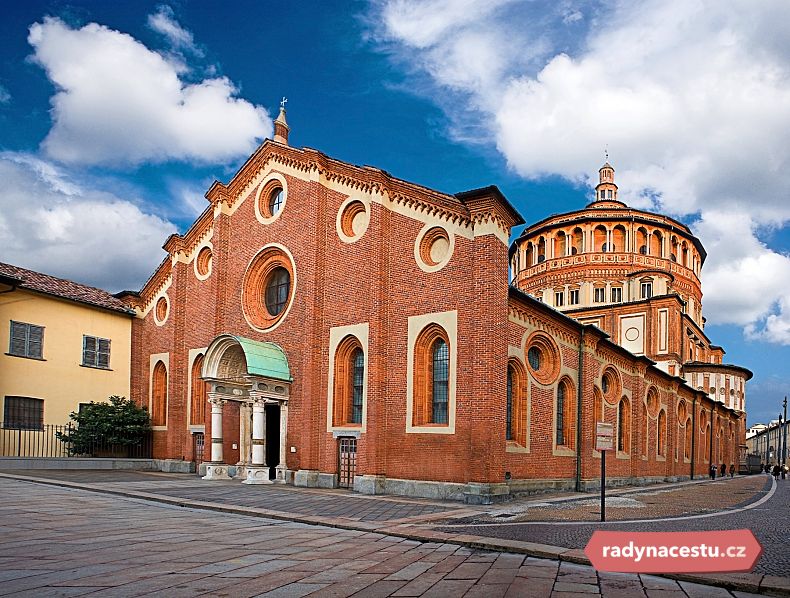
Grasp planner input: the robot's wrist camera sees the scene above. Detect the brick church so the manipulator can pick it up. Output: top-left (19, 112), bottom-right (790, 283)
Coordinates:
top-left (119, 107), bottom-right (750, 503)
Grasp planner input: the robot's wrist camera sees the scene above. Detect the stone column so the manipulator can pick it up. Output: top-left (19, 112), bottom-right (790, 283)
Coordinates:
top-left (202, 395), bottom-right (230, 480)
top-left (275, 401), bottom-right (288, 483)
top-left (235, 401), bottom-right (251, 479)
top-left (244, 395), bottom-right (272, 484)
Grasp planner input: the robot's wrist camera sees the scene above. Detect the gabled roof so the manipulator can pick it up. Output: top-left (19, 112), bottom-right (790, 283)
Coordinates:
top-left (0, 261), bottom-right (134, 316)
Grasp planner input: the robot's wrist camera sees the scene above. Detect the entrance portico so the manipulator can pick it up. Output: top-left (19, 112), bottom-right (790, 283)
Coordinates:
top-left (200, 334), bottom-right (291, 484)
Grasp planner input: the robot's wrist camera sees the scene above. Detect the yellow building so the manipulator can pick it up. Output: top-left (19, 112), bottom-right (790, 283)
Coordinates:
top-left (0, 262), bottom-right (133, 455)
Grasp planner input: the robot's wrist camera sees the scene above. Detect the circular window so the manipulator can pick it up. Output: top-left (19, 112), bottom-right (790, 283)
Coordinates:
top-left (242, 245), bottom-right (295, 331)
top-left (254, 176), bottom-right (288, 224)
top-left (525, 332), bottom-right (560, 385)
top-left (601, 368), bottom-right (620, 404)
top-left (415, 224), bottom-right (454, 272)
top-left (195, 246), bottom-right (212, 279)
top-left (154, 295), bottom-right (169, 325)
top-left (337, 198), bottom-right (369, 243)
top-left (264, 267), bottom-right (290, 316)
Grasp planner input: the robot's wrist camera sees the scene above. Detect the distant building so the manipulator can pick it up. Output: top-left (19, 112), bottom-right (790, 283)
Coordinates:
top-left (746, 420), bottom-right (788, 467)
top-left (120, 110), bottom-right (747, 502)
top-left (0, 262), bottom-right (133, 455)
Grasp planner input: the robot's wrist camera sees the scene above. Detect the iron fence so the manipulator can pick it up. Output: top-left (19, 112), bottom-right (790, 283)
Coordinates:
top-left (0, 422), bottom-right (152, 459)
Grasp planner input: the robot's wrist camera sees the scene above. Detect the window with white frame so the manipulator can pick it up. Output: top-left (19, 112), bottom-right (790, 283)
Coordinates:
top-left (594, 287), bottom-right (606, 303)
top-left (611, 287), bottom-right (622, 303)
top-left (82, 336), bottom-right (111, 369)
top-left (555, 291), bottom-right (564, 307)
top-left (641, 281), bottom-right (653, 299)
top-left (568, 289), bottom-right (580, 305)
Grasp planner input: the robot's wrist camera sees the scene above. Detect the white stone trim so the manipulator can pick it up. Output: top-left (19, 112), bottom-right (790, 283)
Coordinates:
top-left (149, 352), bottom-right (169, 431)
top-left (414, 223), bottom-right (455, 273)
top-left (253, 172), bottom-right (288, 225)
top-left (335, 196), bottom-right (370, 244)
top-left (406, 310), bottom-right (457, 435)
top-left (186, 347), bottom-right (208, 429)
top-left (241, 242), bottom-right (297, 334)
top-left (326, 323), bottom-right (370, 433)
top-left (152, 289), bottom-right (171, 327)
top-left (193, 241), bottom-right (213, 281)
top-left (507, 346), bottom-right (530, 453)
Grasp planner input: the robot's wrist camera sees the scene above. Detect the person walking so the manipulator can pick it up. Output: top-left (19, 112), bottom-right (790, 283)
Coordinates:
top-left (720, 463), bottom-right (726, 477)
top-left (772, 464), bottom-right (781, 481)
top-left (710, 464), bottom-right (716, 479)
top-left (729, 463), bottom-right (735, 478)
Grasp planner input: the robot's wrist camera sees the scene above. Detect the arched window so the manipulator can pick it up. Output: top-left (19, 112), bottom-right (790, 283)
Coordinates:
top-left (593, 387), bottom-right (603, 425)
top-left (190, 354), bottom-right (206, 426)
top-left (413, 324), bottom-right (451, 426)
top-left (611, 226), bottom-right (626, 252)
top-left (572, 228), bottom-right (584, 254)
top-left (594, 226), bottom-right (608, 252)
top-left (650, 231), bottom-right (662, 257)
top-left (432, 339), bottom-right (449, 424)
top-left (684, 420), bottom-right (692, 460)
top-left (151, 360), bottom-right (167, 427)
top-left (657, 410), bottom-right (667, 457)
top-left (507, 361), bottom-right (527, 446)
top-left (333, 336), bottom-right (365, 426)
top-left (556, 378), bottom-right (575, 448)
top-left (617, 397), bottom-right (630, 453)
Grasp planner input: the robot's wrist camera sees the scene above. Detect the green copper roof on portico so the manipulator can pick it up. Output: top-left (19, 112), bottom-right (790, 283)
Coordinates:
top-left (234, 336), bottom-right (292, 382)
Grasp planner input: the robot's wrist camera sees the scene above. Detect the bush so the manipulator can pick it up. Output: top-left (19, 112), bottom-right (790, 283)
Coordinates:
top-left (56, 396), bottom-right (151, 456)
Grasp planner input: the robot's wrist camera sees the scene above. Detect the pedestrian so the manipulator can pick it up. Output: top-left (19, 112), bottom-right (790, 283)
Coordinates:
top-left (766, 464), bottom-right (772, 474)
top-left (772, 464), bottom-right (780, 481)
top-left (760, 463), bottom-right (765, 474)
top-left (710, 464), bottom-right (716, 479)
top-left (729, 464), bottom-right (735, 478)
top-left (720, 463), bottom-right (726, 477)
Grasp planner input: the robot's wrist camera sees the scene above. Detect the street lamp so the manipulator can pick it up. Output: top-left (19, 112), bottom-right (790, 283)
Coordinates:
top-left (783, 397), bottom-right (788, 480)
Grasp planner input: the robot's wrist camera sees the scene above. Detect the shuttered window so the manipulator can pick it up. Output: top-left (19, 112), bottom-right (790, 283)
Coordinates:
top-left (8, 321), bottom-right (44, 359)
top-left (82, 336), bottom-right (111, 368)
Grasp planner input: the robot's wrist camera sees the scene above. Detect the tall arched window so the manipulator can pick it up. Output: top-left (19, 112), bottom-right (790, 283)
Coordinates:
top-left (151, 360), bottom-right (167, 427)
top-left (506, 367), bottom-right (513, 441)
top-left (413, 324), bottom-right (451, 426)
top-left (593, 387), bottom-right (603, 425)
top-left (333, 336), bottom-right (365, 426)
top-left (684, 420), bottom-right (692, 460)
top-left (617, 397), bottom-right (630, 453)
top-left (432, 339), bottom-right (449, 424)
top-left (507, 361), bottom-right (527, 446)
top-left (657, 410), bottom-right (667, 457)
top-left (190, 354), bottom-right (206, 426)
top-left (351, 348), bottom-right (364, 424)
top-left (556, 378), bottom-right (575, 448)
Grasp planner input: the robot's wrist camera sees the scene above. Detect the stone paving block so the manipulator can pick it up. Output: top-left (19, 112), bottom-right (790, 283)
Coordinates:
top-left (420, 578), bottom-right (477, 597)
top-left (444, 561), bottom-right (492, 580)
top-left (390, 571), bottom-right (446, 596)
top-left (217, 559), bottom-right (301, 577)
top-left (346, 579), bottom-right (408, 597)
top-left (640, 575), bottom-right (682, 590)
top-left (643, 590), bottom-right (687, 598)
top-left (505, 576), bottom-right (554, 597)
top-left (71, 573), bottom-right (209, 598)
top-left (518, 564), bottom-right (560, 579)
top-left (678, 581), bottom-right (734, 597)
top-left (553, 580), bottom-right (601, 593)
top-left (479, 566), bottom-right (519, 585)
top-left (383, 561), bottom-right (436, 581)
top-left (464, 582), bottom-right (510, 597)
top-left (492, 553), bottom-right (526, 568)
top-left (307, 574), bottom-right (386, 598)
top-left (254, 582), bottom-right (330, 597)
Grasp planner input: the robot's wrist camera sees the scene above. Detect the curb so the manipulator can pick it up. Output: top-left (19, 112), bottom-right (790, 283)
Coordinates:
top-left (1, 472), bottom-right (786, 597)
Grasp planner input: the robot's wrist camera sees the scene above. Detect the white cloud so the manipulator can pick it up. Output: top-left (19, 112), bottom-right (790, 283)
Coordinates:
top-left (0, 84), bottom-right (10, 104)
top-left (0, 153), bottom-right (174, 291)
top-left (147, 5), bottom-right (202, 56)
top-left (373, 0), bottom-right (790, 342)
top-left (28, 16), bottom-right (272, 166)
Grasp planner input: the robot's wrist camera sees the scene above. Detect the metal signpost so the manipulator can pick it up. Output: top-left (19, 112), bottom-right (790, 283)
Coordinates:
top-left (596, 422), bottom-right (614, 522)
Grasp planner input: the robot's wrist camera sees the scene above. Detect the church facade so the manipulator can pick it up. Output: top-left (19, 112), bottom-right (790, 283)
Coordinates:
top-left (120, 110), bottom-right (747, 503)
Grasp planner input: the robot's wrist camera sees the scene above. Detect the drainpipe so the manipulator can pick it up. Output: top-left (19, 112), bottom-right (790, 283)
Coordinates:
top-left (690, 395), bottom-right (697, 479)
top-left (575, 327), bottom-right (585, 492)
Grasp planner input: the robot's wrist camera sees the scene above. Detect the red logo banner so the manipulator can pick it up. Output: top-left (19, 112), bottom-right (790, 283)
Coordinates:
top-left (584, 530), bottom-right (762, 573)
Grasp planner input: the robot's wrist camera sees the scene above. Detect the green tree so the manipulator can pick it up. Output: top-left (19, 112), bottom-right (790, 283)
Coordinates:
top-left (56, 396), bottom-right (151, 457)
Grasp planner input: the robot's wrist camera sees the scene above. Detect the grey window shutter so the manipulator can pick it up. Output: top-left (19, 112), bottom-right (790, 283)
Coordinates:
top-left (98, 338), bottom-right (110, 368)
top-left (83, 336), bottom-right (96, 366)
top-left (27, 325), bottom-right (43, 359)
top-left (9, 322), bottom-right (26, 356)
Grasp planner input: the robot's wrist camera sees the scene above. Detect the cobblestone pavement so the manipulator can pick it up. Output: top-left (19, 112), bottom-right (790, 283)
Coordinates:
top-left (461, 476), bottom-right (771, 523)
top-left (436, 476), bottom-right (788, 577)
top-left (0, 479), bottom-right (766, 597)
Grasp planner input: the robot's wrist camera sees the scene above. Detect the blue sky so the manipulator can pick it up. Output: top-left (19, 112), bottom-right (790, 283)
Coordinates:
top-left (1, 1), bottom-right (789, 425)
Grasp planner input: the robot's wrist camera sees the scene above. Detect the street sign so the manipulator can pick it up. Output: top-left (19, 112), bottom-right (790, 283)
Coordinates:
top-left (596, 422), bottom-right (614, 451)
